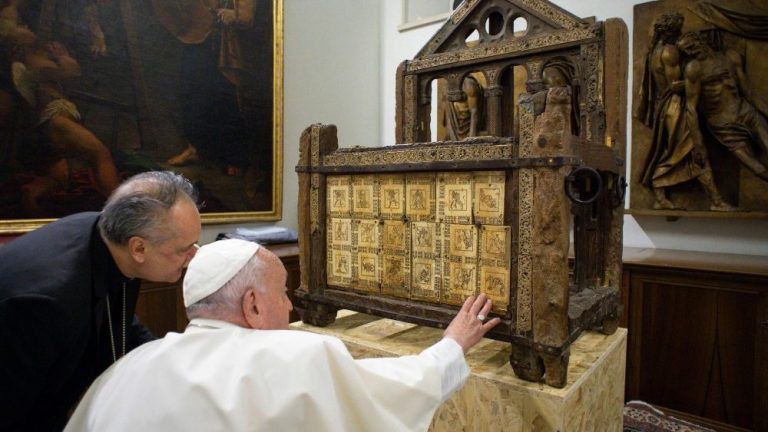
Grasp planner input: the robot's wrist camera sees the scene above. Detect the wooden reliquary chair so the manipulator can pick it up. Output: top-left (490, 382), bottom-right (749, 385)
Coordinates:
top-left (295, 0), bottom-right (627, 388)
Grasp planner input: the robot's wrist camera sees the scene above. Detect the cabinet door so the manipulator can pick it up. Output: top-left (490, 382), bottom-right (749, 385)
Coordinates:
top-left (624, 266), bottom-right (767, 432)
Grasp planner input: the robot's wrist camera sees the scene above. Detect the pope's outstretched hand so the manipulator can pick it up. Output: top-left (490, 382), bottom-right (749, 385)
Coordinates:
top-left (443, 293), bottom-right (501, 353)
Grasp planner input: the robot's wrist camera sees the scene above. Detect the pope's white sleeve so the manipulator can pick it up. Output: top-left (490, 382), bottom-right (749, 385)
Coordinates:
top-left (418, 338), bottom-right (470, 402)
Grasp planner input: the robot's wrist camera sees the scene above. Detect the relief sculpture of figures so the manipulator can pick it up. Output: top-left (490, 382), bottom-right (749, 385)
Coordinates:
top-left (415, 226), bottom-right (431, 247)
top-left (449, 189), bottom-right (466, 210)
top-left (385, 189), bottom-right (400, 209)
top-left (478, 187), bottom-right (498, 211)
top-left (636, 13), bottom-right (734, 211)
top-left (336, 255), bottom-right (348, 274)
top-left (456, 267), bottom-right (474, 290)
top-left (486, 232), bottom-right (504, 255)
top-left (411, 189), bottom-right (425, 209)
top-left (632, 2), bottom-right (768, 214)
top-left (386, 258), bottom-right (402, 281)
top-left (360, 224), bottom-right (375, 244)
top-left (444, 75), bottom-right (485, 140)
top-left (356, 190), bottom-right (369, 208)
top-left (361, 257), bottom-right (375, 275)
top-left (677, 31), bottom-right (768, 185)
top-left (486, 274), bottom-right (504, 295)
top-left (541, 58), bottom-right (580, 137)
top-left (415, 264), bottom-right (431, 284)
top-left (520, 57), bottom-right (581, 150)
top-left (333, 190), bottom-right (346, 208)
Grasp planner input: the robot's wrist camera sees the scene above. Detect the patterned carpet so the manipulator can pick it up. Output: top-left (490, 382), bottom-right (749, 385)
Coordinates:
top-left (623, 401), bottom-right (716, 432)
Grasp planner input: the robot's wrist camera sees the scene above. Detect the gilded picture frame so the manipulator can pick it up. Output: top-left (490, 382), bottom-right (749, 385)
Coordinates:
top-left (0, 0), bottom-right (283, 234)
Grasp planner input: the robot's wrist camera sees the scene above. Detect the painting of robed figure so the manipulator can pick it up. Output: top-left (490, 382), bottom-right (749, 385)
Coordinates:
top-left (0, 0), bottom-right (283, 233)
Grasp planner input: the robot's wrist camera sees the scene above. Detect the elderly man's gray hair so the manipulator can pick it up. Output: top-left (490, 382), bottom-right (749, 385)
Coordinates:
top-left (98, 171), bottom-right (198, 245)
top-left (185, 250), bottom-right (271, 319)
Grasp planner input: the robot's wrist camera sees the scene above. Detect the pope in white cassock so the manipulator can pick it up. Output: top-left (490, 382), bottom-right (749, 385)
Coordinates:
top-left (66, 239), bottom-right (500, 431)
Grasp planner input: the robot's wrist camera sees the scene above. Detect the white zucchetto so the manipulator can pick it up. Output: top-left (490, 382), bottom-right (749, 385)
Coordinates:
top-left (183, 239), bottom-right (260, 307)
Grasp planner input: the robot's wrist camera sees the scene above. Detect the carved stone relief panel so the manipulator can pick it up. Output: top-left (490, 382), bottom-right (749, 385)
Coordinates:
top-left (630, 0), bottom-right (768, 217)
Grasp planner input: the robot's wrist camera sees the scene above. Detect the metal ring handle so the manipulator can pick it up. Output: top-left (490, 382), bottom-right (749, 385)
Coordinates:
top-left (564, 166), bottom-right (603, 204)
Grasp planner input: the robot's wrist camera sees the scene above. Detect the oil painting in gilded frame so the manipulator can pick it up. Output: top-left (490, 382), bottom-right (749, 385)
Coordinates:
top-left (0, 0), bottom-right (283, 234)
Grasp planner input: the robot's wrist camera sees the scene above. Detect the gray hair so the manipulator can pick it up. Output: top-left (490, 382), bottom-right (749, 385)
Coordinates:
top-left (186, 249), bottom-right (268, 320)
top-left (98, 171), bottom-right (198, 245)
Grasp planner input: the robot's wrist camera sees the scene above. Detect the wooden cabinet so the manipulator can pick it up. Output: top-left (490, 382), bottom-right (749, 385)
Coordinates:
top-left (136, 242), bottom-right (300, 336)
top-left (621, 248), bottom-right (768, 432)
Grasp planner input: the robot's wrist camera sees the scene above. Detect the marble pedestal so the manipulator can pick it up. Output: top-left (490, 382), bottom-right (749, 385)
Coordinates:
top-left (291, 310), bottom-right (627, 432)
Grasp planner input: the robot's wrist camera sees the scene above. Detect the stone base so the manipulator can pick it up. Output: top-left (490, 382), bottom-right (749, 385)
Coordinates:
top-left (291, 310), bottom-right (627, 432)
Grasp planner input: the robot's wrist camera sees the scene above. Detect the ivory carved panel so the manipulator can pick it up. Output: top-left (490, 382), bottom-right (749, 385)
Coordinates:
top-left (324, 172), bottom-right (512, 312)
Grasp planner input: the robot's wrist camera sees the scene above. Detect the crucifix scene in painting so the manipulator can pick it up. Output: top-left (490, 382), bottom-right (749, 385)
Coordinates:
top-left (631, 0), bottom-right (768, 215)
top-left (0, 0), bottom-right (275, 220)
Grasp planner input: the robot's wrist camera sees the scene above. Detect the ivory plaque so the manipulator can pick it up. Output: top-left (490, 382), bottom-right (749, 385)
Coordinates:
top-left (438, 173), bottom-right (473, 224)
top-left (352, 175), bottom-right (377, 219)
top-left (379, 175), bottom-right (406, 220)
top-left (327, 176), bottom-right (351, 218)
top-left (474, 171), bottom-right (506, 225)
top-left (479, 225), bottom-right (512, 313)
top-left (406, 174), bottom-right (437, 222)
top-left (327, 217), bottom-right (353, 287)
top-left (442, 224), bottom-right (478, 305)
top-left (411, 221), bottom-right (442, 301)
top-left (352, 219), bottom-right (380, 293)
top-left (381, 220), bottom-right (410, 298)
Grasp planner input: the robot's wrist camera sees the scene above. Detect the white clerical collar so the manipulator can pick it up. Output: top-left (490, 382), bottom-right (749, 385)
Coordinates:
top-left (186, 318), bottom-right (241, 331)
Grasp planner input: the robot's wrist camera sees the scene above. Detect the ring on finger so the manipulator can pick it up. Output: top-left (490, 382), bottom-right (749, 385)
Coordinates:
top-left (477, 314), bottom-right (485, 321)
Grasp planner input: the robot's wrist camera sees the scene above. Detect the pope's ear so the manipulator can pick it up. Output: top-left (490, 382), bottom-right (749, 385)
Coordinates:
top-left (242, 289), bottom-right (260, 328)
top-left (127, 236), bottom-right (147, 263)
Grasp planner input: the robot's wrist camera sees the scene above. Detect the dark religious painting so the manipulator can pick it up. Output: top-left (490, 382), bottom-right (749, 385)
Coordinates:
top-left (630, 0), bottom-right (768, 218)
top-left (0, 0), bottom-right (283, 233)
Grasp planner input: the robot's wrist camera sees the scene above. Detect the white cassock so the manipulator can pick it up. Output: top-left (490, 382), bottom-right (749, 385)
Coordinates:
top-left (65, 318), bottom-right (469, 431)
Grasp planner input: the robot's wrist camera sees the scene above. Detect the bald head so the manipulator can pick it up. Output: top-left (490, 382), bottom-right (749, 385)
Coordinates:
top-left (249, 248), bottom-right (286, 294)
